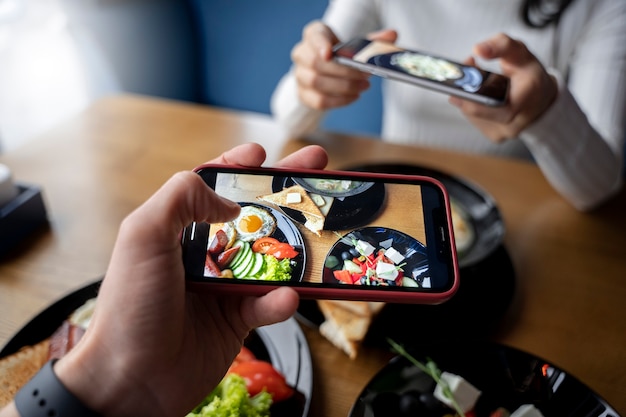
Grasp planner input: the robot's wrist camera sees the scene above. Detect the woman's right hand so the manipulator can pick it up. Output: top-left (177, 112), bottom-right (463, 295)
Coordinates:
top-left (291, 20), bottom-right (396, 110)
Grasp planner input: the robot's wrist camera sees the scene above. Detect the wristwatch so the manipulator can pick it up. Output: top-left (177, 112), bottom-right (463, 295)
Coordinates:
top-left (15, 359), bottom-right (101, 417)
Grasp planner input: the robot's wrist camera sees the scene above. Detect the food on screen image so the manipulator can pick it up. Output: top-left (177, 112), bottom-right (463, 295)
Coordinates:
top-left (390, 52), bottom-right (463, 82)
top-left (262, 177), bottom-right (387, 235)
top-left (291, 177), bottom-right (375, 197)
top-left (323, 228), bottom-right (430, 288)
top-left (233, 205), bottom-right (277, 242)
top-left (257, 184), bottom-right (326, 236)
top-left (205, 203), bottom-right (301, 281)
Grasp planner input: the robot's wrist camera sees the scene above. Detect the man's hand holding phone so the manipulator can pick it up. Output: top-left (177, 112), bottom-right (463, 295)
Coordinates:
top-left (47, 143), bottom-right (328, 417)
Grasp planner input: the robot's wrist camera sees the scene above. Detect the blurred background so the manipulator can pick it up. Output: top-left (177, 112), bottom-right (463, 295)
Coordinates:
top-left (0, 0), bottom-right (382, 153)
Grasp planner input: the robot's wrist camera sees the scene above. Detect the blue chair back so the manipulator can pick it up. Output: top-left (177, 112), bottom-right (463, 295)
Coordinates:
top-left (187, 0), bottom-right (382, 136)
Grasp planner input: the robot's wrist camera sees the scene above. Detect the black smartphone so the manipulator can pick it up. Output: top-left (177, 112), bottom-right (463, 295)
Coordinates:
top-left (182, 165), bottom-right (459, 304)
top-left (333, 38), bottom-right (509, 107)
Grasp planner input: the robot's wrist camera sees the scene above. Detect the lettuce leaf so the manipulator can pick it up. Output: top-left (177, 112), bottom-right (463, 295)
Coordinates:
top-left (255, 255), bottom-right (292, 281)
top-left (186, 373), bottom-right (272, 417)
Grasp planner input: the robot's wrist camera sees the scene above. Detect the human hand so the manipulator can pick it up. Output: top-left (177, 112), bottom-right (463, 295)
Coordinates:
top-left (52, 143), bottom-right (328, 417)
top-left (291, 20), bottom-right (397, 110)
top-left (449, 33), bottom-right (558, 143)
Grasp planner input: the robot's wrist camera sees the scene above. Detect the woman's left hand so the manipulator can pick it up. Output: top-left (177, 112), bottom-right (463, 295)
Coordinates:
top-left (450, 33), bottom-right (558, 143)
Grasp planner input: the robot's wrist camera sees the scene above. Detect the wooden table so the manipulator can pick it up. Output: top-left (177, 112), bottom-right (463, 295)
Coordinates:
top-left (1, 95), bottom-right (624, 415)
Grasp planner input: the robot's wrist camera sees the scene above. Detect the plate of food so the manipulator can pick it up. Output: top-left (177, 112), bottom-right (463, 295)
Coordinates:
top-left (290, 177), bottom-right (375, 198)
top-left (348, 341), bottom-right (620, 417)
top-left (344, 163), bottom-right (505, 268)
top-left (207, 202), bottom-right (307, 282)
top-left (323, 227), bottom-right (428, 288)
top-left (0, 280), bottom-right (313, 416)
top-left (264, 177), bottom-right (386, 233)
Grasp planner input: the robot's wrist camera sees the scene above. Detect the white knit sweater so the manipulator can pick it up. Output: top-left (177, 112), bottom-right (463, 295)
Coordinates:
top-left (271, 0), bottom-right (626, 210)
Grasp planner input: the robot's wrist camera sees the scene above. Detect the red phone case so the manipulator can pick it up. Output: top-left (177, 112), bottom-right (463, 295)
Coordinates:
top-left (184, 164), bottom-right (460, 304)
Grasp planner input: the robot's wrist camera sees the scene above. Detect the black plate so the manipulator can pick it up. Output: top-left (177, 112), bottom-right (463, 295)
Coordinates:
top-left (237, 202), bottom-right (307, 282)
top-left (271, 177), bottom-right (386, 231)
top-left (323, 227), bottom-right (428, 286)
top-left (291, 176), bottom-right (375, 198)
top-left (348, 342), bottom-right (620, 417)
top-left (344, 163), bottom-right (505, 268)
top-left (296, 244), bottom-right (516, 342)
top-left (0, 280), bottom-right (313, 417)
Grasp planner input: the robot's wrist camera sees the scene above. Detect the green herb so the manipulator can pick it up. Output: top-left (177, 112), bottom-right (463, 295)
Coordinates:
top-left (387, 338), bottom-right (466, 417)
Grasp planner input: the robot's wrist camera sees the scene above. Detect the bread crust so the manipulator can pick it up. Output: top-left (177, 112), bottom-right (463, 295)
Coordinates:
top-left (0, 339), bottom-right (49, 407)
top-left (316, 300), bottom-right (385, 359)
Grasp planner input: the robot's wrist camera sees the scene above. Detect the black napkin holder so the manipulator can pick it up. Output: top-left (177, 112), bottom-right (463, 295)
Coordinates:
top-left (0, 183), bottom-right (48, 257)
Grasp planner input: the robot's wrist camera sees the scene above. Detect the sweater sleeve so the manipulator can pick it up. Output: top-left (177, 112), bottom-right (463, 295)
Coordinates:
top-left (521, 72), bottom-right (623, 210)
top-left (520, 1), bottom-right (626, 210)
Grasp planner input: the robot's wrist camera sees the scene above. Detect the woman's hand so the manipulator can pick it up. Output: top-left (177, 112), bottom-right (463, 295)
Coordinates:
top-left (450, 33), bottom-right (558, 143)
top-left (291, 20), bottom-right (396, 110)
top-left (53, 143), bottom-right (328, 417)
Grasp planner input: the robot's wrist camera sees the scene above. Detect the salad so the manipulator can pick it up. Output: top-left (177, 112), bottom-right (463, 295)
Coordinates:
top-left (325, 231), bottom-right (428, 288)
top-left (187, 347), bottom-right (295, 417)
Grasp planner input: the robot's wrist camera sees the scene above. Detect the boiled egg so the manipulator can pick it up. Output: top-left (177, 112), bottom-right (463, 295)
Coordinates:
top-left (234, 205), bottom-right (277, 242)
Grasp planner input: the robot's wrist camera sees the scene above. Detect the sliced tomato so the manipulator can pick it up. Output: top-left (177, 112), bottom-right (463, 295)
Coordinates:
top-left (228, 360), bottom-right (294, 402)
top-left (227, 346), bottom-right (257, 373)
top-left (235, 346), bottom-right (256, 363)
top-left (252, 237), bottom-right (281, 254)
top-left (266, 242), bottom-right (298, 259)
top-left (333, 269), bottom-right (353, 284)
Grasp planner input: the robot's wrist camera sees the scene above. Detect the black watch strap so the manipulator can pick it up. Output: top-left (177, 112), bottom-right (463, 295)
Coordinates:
top-left (15, 359), bottom-right (102, 417)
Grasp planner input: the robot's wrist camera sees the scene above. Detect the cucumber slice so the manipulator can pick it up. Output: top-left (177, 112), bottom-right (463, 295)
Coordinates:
top-left (246, 253), bottom-right (265, 278)
top-left (232, 246), bottom-right (254, 277)
top-left (229, 241), bottom-right (249, 269)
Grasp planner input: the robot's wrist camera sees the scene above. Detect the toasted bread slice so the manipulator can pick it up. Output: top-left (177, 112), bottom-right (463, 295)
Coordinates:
top-left (258, 185), bottom-right (326, 236)
top-left (319, 319), bottom-right (361, 360)
top-left (320, 299), bottom-right (385, 317)
top-left (316, 300), bottom-right (385, 359)
top-left (0, 339), bottom-right (49, 407)
top-left (258, 185), bottom-right (324, 217)
top-left (317, 300), bottom-right (372, 341)
top-left (303, 213), bottom-right (325, 237)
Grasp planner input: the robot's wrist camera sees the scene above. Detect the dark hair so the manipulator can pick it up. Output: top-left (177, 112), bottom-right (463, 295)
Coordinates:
top-left (521, 0), bottom-right (576, 28)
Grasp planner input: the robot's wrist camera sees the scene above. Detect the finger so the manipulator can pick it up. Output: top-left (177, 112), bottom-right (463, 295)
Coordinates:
top-left (207, 143), bottom-right (267, 167)
top-left (275, 145), bottom-right (328, 169)
top-left (295, 66), bottom-right (370, 97)
top-left (123, 171), bottom-right (240, 247)
top-left (302, 20), bottom-right (338, 60)
top-left (299, 87), bottom-right (362, 110)
top-left (240, 287), bottom-right (300, 329)
top-left (367, 29), bottom-right (398, 43)
top-left (450, 96), bottom-right (515, 125)
top-left (293, 41), bottom-right (369, 81)
top-left (473, 33), bottom-right (533, 67)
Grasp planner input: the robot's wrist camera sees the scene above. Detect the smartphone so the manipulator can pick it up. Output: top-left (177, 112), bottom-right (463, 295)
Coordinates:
top-left (181, 165), bottom-right (459, 304)
top-left (333, 38), bottom-right (509, 107)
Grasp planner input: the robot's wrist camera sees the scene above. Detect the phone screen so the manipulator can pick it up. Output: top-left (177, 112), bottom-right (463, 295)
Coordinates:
top-left (333, 39), bottom-right (509, 106)
top-left (182, 166), bottom-right (458, 303)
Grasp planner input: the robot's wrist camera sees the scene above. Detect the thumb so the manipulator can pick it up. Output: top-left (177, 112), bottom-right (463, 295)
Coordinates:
top-left (305, 21), bottom-right (339, 60)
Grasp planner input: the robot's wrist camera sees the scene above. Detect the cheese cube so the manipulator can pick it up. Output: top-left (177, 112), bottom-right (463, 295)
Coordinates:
top-left (385, 246), bottom-right (405, 264)
top-left (356, 240), bottom-right (376, 257)
top-left (286, 192), bottom-right (301, 204)
top-left (375, 262), bottom-right (398, 281)
top-left (433, 372), bottom-right (481, 413)
top-left (510, 404), bottom-right (544, 417)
